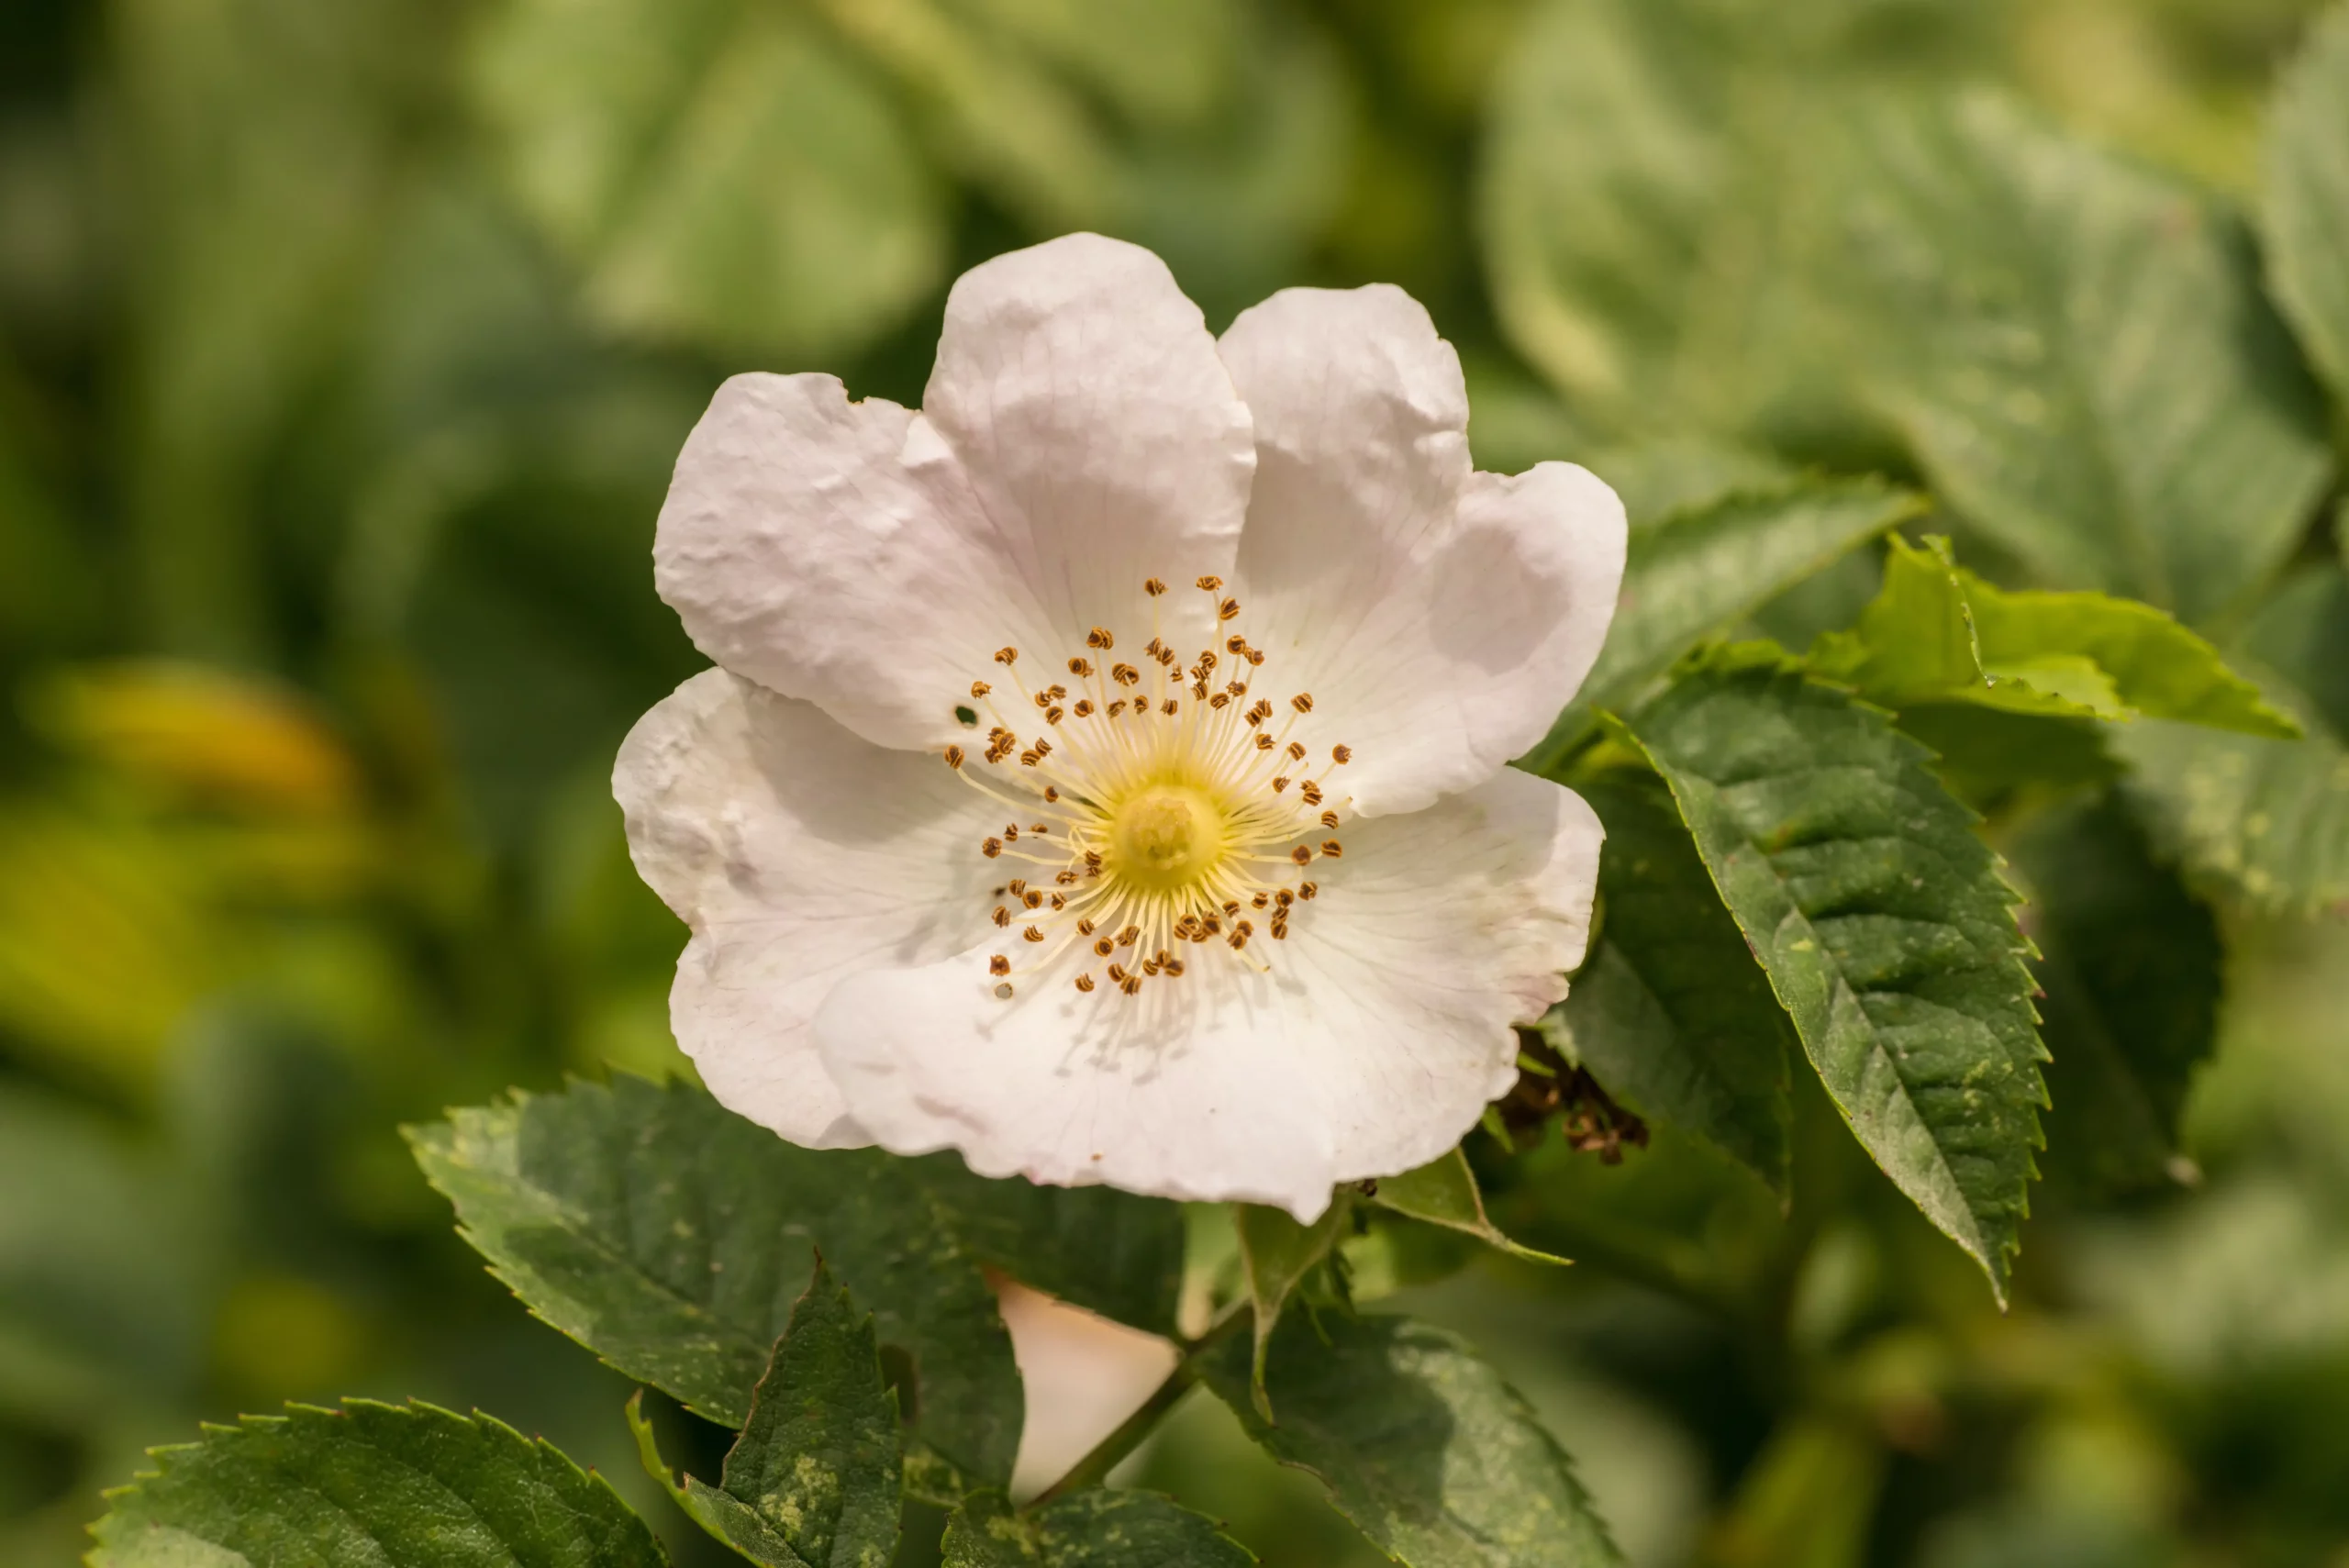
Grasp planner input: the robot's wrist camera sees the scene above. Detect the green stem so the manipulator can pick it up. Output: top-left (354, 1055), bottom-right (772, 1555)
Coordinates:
top-left (1024, 1307), bottom-right (1251, 1509)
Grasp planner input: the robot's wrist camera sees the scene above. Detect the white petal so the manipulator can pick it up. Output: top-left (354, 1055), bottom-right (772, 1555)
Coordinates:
top-left (994, 1277), bottom-right (1179, 1501)
top-left (924, 233), bottom-right (1256, 661)
top-left (812, 767), bottom-right (1604, 1219)
top-left (614, 669), bottom-right (1000, 1146)
top-left (654, 236), bottom-right (1254, 751)
top-left (1219, 286), bottom-right (1626, 817)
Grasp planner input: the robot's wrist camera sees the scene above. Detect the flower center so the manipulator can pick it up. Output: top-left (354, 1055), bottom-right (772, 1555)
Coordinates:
top-left (939, 576), bottom-right (1354, 999)
top-left (1108, 784), bottom-right (1225, 894)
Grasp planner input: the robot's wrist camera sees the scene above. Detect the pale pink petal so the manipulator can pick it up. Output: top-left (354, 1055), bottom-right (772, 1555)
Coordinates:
top-left (1219, 286), bottom-right (1624, 817)
top-left (994, 1277), bottom-right (1180, 1501)
top-left (813, 768), bottom-right (1604, 1218)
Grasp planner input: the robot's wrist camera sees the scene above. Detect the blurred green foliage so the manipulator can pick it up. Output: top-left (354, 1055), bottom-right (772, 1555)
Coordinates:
top-left (4, 0), bottom-right (2347, 1563)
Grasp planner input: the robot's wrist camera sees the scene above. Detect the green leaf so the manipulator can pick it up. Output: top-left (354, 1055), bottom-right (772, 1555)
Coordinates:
top-left (1202, 1312), bottom-right (1622, 1568)
top-left (1232, 1201), bottom-right (1346, 1421)
top-left (1848, 93), bottom-right (2332, 625)
top-left (2012, 797), bottom-right (2221, 1197)
top-left (469, 0), bottom-right (943, 358)
top-left (2265, 0), bottom-right (2349, 404)
top-left (1478, 0), bottom-right (1990, 441)
top-left (1811, 536), bottom-right (2299, 736)
top-left (407, 1077), bottom-right (1015, 1480)
top-left (920, 1166), bottom-right (1186, 1338)
top-left (1367, 1151), bottom-right (1567, 1264)
top-left (631, 1256), bottom-right (902, 1568)
top-left (1620, 648), bottom-right (2045, 1300)
top-left (941, 1488), bottom-right (1256, 1567)
top-left (88, 1400), bottom-right (668, 1567)
top-left (2115, 567), bottom-right (2349, 915)
top-left (1521, 480), bottom-right (1922, 771)
top-left (1555, 774), bottom-right (1795, 1195)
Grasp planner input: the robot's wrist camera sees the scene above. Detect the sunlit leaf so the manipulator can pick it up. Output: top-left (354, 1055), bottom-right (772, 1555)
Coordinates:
top-left (88, 1401), bottom-right (668, 1567)
top-left (1202, 1312), bottom-right (1621, 1567)
top-left (1521, 480), bottom-right (1921, 771)
top-left (1849, 92), bottom-right (2332, 625)
top-left (1621, 647), bottom-right (2045, 1300)
top-left (1368, 1150), bottom-right (1565, 1263)
top-left (1231, 1200), bottom-right (1346, 1420)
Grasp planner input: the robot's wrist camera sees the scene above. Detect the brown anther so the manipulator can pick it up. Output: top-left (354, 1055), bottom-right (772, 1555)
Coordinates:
top-left (1043, 785), bottom-right (1060, 802)
top-left (1084, 851), bottom-right (1104, 868)
top-left (1045, 706), bottom-right (1064, 725)
top-left (1075, 974), bottom-right (1097, 993)
top-left (1121, 975), bottom-right (1143, 995)
top-left (1301, 783), bottom-right (1325, 806)
top-left (1074, 699), bottom-right (1095, 717)
top-left (1075, 917), bottom-right (1097, 936)
top-left (1162, 699), bottom-right (1178, 716)
top-left (1067, 657), bottom-right (1093, 677)
top-left (1299, 881), bottom-right (1319, 899)
top-left (1095, 938), bottom-right (1115, 956)
top-left (1192, 682), bottom-right (1208, 700)
top-left (1056, 872), bottom-right (1080, 886)
top-left (1111, 663), bottom-right (1141, 686)
top-left (1019, 750), bottom-right (1042, 766)
top-left (1022, 926), bottom-right (1045, 943)
top-left (1332, 744), bottom-right (1352, 764)
top-left (1252, 892), bottom-right (1270, 908)
top-left (1320, 809), bottom-right (1341, 828)
top-left (1163, 958), bottom-right (1186, 976)
top-left (1246, 700), bottom-right (1274, 726)
top-left (989, 955), bottom-right (1011, 976)
top-left (992, 907), bottom-right (1011, 927)
top-left (1255, 733), bottom-right (1275, 751)
top-left (1291, 846), bottom-right (1313, 864)
top-left (1272, 776), bottom-right (1291, 793)
top-left (1030, 824), bottom-right (1049, 835)
top-left (1219, 597), bottom-right (1241, 622)
top-left (1117, 925), bottom-right (1140, 947)
top-left (1050, 894), bottom-right (1066, 909)
top-left (1246, 650), bottom-right (1265, 666)
top-left (1144, 577), bottom-right (1168, 596)
top-left (1086, 628), bottom-right (1115, 650)
top-left (1142, 958), bottom-right (1162, 976)
top-left (1108, 701), bottom-right (1128, 717)
top-left (1107, 962), bottom-right (1128, 983)
top-left (1196, 575), bottom-right (1222, 593)
top-left (1034, 691), bottom-right (1053, 709)
top-left (1222, 900), bottom-right (1241, 917)
top-left (1197, 650), bottom-right (1219, 670)
top-left (1226, 636), bottom-right (1248, 655)
top-left (1227, 680), bottom-right (1248, 697)
top-left (1023, 890), bottom-right (1044, 909)
top-left (1228, 929), bottom-right (1250, 951)
top-left (1033, 740), bottom-right (1052, 757)
top-left (945, 745), bottom-right (965, 769)
top-left (984, 839), bottom-right (1004, 859)
top-left (1210, 694), bottom-right (1231, 708)
top-left (1004, 825), bottom-right (1021, 841)
top-left (1271, 921), bottom-right (1288, 941)
top-left (1008, 879), bottom-right (1028, 895)
top-left (972, 681), bottom-right (992, 700)
top-left (1321, 840), bottom-right (1344, 858)
top-left (1144, 637), bottom-right (1167, 658)
top-left (1287, 742), bottom-right (1307, 761)
top-left (995, 648), bottom-right (1019, 666)
top-left (1291, 694), bottom-right (1314, 713)
top-left (1048, 684), bottom-right (1067, 699)
top-left (1275, 889), bottom-right (1294, 907)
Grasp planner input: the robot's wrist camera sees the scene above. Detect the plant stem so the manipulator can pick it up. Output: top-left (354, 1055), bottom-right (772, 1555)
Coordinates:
top-left (1024, 1307), bottom-right (1251, 1509)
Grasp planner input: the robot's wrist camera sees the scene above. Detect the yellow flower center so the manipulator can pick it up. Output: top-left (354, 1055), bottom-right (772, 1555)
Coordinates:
top-left (1108, 783), bottom-right (1226, 894)
top-left (938, 575), bottom-right (1355, 999)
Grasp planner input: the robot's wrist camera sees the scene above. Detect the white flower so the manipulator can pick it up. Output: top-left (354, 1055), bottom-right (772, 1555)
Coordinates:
top-left (616, 234), bottom-right (1624, 1220)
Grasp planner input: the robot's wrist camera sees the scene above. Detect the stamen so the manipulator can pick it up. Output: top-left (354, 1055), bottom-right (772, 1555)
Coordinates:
top-left (1144, 578), bottom-right (1168, 596)
top-left (995, 648), bottom-right (1019, 665)
top-left (1075, 973), bottom-right (1097, 992)
top-left (971, 681), bottom-right (992, 698)
top-left (989, 955), bottom-right (1011, 976)
top-left (945, 745), bottom-right (965, 769)
top-left (1087, 628), bottom-right (1116, 650)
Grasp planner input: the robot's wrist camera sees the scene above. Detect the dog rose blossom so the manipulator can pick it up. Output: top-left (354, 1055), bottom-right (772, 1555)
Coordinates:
top-left (618, 233), bottom-right (1624, 1218)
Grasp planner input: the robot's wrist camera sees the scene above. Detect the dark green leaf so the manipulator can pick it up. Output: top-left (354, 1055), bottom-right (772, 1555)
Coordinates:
top-left (1233, 1200), bottom-right (1346, 1421)
top-left (2265, 0), bottom-right (2349, 403)
top-left (1367, 1150), bottom-right (1565, 1264)
top-left (941, 1488), bottom-right (1256, 1567)
top-left (1620, 648), bottom-right (2045, 1299)
top-left (919, 1162), bottom-right (1186, 1337)
top-left (1849, 93), bottom-right (2332, 624)
top-left (407, 1076), bottom-right (1019, 1483)
top-left (1202, 1313), bottom-right (1621, 1568)
top-left (2012, 797), bottom-right (2221, 1197)
top-left (88, 1400), bottom-right (668, 1567)
top-left (1556, 774), bottom-right (1795, 1195)
top-left (1521, 481), bottom-right (1922, 771)
top-left (630, 1256), bottom-right (903, 1568)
